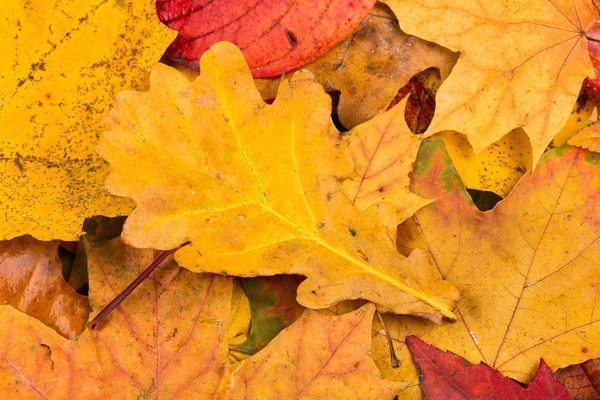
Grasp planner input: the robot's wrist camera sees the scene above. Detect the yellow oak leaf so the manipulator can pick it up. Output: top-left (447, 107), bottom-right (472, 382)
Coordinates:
top-left (0, 0), bottom-right (175, 240)
top-left (0, 237), bottom-right (232, 398)
top-left (382, 0), bottom-right (596, 165)
top-left (220, 303), bottom-right (408, 399)
top-left (98, 42), bottom-right (459, 322)
top-left (371, 139), bottom-right (600, 392)
top-left (0, 236), bottom-right (89, 339)
top-left (341, 97), bottom-right (434, 223)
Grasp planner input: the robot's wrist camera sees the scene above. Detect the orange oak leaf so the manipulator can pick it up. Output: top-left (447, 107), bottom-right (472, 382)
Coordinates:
top-left (0, 236), bottom-right (88, 339)
top-left (340, 96), bottom-right (433, 224)
top-left (98, 42), bottom-right (459, 321)
top-left (568, 119), bottom-right (600, 152)
top-left (555, 357), bottom-right (600, 399)
top-left (220, 303), bottom-right (408, 399)
top-left (0, 237), bottom-right (232, 398)
top-left (374, 139), bottom-right (600, 388)
top-left (253, 3), bottom-right (457, 129)
top-left (383, 0), bottom-right (597, 165)
top-left (157, 0), bottom-right (376, 78)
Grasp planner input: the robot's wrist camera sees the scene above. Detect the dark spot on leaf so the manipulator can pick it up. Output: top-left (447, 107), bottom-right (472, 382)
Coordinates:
top-left (285, 29), bottom-right (298, 46)
top-left (582, 346), bottom-right (588, 353)
top-left (348, 227), bottom-right (357, 236)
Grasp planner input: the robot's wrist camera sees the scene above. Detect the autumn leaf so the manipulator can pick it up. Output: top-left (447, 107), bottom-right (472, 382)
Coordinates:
top-left (231, 275), bottom-right (305, 355)
top-left (585, 17), bottom-right (600, 92)
top-left (340, 96), bottom-right (433, 223)
top-left (383, 0), bottom-right (596, 165)
top-left (555, 357), bottom-right (600, 399)
top-left (0, 0), bottom-right (175, 240)
top-left (388, 72), bottom-right (437, 135)
top-left (98, 42), bottom-right (459, 321)
top-left (254, 3), bottom-right (457, 129)
top-left (373, 139), bottom-right (600, 389)
top-left (0, 237), bottom-right (232, 398)
top-left (437, 129), bottom-right (532, 198)
top-left (568, 118), bottom-right (600, 152)
top-left (407, 336), bottom-right (572, 399)
top-left (220, 303), bottom-right (407, 399)
top-left (0, 236), bottom-right (88, 339)
top-left (157, 0), bottom-right (376, 78)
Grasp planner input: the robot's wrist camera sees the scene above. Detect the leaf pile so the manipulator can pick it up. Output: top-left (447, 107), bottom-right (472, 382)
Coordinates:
top-left (1, 0), bottom-right (600, 398)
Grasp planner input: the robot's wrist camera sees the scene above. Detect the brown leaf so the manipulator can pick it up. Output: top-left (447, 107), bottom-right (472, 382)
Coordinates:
top-left (0, 236), bottom-right (88, 339)
top-left (555, 358), bottom-right (600, 399)
top-left (254, 3), bottom-right (458, 129)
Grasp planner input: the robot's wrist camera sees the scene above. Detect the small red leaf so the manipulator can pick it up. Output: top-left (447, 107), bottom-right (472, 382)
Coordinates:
top-left (156, 0), bottom-right (376, 77)
top-left (406, 336), bottom-right (572, 400)
top-left (586, 18), bottom-right (600, 91)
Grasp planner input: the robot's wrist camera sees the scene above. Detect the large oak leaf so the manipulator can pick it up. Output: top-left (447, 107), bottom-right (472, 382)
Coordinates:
top-left (221, 303), bottom-right (407, 399)
top-left (0, 0), bottom-right (174, 240)
top-left (0, 237), bottom-right (232, 398)
top-left (383, 0), bottom-right (596, 165)
top-left (98, 42), bottom-right (459, 322)
top-left (372, 139), bottom-right (600, 395)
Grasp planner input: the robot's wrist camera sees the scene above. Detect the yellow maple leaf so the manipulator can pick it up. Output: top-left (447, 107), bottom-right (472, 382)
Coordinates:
top-left (98, 42), bottom-right (459, 322)
top-left (0, 237), bottom-right (232, 398)
top-left (382, 0), bottom-right (596, 165)
top-left (0, 0), bottom-right (175, 240)
top-left (220, 303), bottom-right (408, 399)
top-left (370, 139), bottom-right (600, 394)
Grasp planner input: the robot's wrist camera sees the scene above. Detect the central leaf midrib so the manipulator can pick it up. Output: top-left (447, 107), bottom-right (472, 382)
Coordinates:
top-left (259, 203), bottom-right (456, 319)
top-left (214, 72), bottom-right (454, 319)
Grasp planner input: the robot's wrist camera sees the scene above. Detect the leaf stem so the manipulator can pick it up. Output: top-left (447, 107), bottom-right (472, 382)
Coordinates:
top-left (376, 310), bottom-right (401, 369)
top-left (90, 241), bottom-right (190, 330)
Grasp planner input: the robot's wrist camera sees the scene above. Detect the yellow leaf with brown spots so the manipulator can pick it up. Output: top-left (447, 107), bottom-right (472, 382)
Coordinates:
top-left (221, 303), bottom-right (408, 399)
top-left (98, 42), bottom-right (459, 322)
top-left (383, 0), bottom-right (596, 165)
top-left (0, 0), bottom-right (175, 240)
top-left (0, 237), bottom-right (232, 398)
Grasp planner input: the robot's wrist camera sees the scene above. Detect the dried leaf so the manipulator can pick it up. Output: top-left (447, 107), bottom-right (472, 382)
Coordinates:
top-left (254, 3), bottom-right (457, 128)
top-left (375, 139), bottom-right (600, 388)
top-left (0, 237), bottom-right (232, 398)
top-left (0, 0), bottom-right (175, 240)
top-left (98, 42), bottom-right (459, 321)
top-left (585, 17), bottom-right (600, 92)
top-left (555, 358), bottom-right (600, 399)
top-left (157, 0), bottom-right (376, 78)
top-left (0, 236), bottom-right (88, 339)
top-left (231, 275), bottom-right (305, 355)
top-left (407, 336), bottom-right (571, 399)
top-left (221, 303), bottom-right (408, 399)
top-left (383, 0), bottom-right (596, 165)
